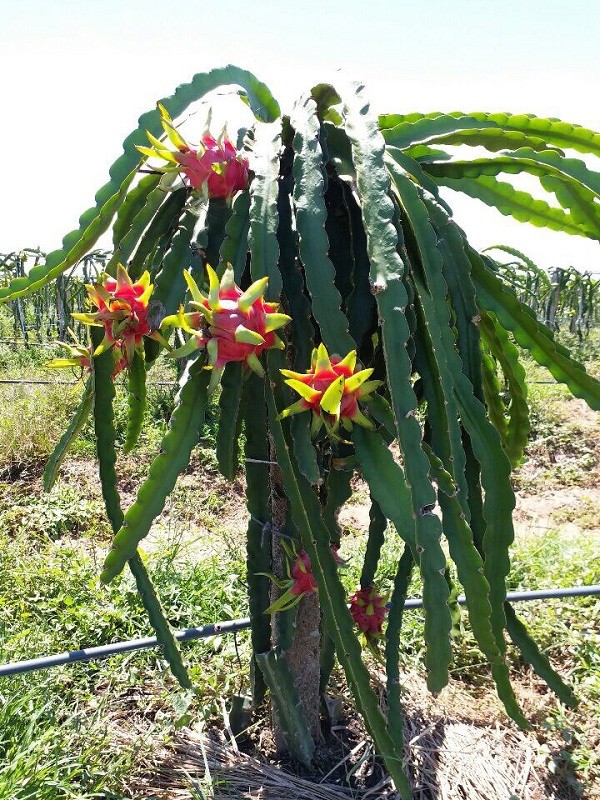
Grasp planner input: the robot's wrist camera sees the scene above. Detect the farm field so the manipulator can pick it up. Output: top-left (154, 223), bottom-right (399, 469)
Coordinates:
top-left (0, 332), bottom-right (598, 800)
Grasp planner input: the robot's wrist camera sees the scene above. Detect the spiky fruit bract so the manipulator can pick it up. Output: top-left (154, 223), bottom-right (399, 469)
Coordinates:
top-left (349, 586), bottom-right (388, 636)
top-left (162, 265), bottom-right (290, 393)
top-left (262, 544), bottom-right (318, 614)
top-left (48, 323), bottom-right (133, 380)
top-left (279, 343), bottom-right (382, 437)
top-left (48, 340), bottom-right (92, 373)
top-left (72, 265), bottom-right (166, 366)
top-left (137, 104), bottom-right (249, 199)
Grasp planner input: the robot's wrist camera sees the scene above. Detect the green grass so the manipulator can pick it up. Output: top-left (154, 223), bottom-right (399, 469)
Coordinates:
top-left (0, 351), bottom-right (181, 477)
top-left (0, 381), bottom-right (84, 477)
top-left (0, 527), bottom-right (250, 799)
top-left (1, 518), bottom-right (597, 797)
top-left (555, 327), bottom-right (600, 378)
top-left (0, 676), bottom-right (139, 800)
top-left (511, 358), bottom-right (600, 491)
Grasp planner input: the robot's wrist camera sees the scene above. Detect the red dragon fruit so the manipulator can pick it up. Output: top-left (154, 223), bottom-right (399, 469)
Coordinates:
top-left (162, 264), bottom-right (290, 393)
top-left (349, 586), bottom-right (388, 636)
top-left (71, 264), bottom-right (168, 367)
top-left (262, 545), bottom-right (318, 614)
top-left (278, 343), bottom-right (382, 437)
top-left (137, 104), bottom-right (248, 199)
top-left (48, 338), bottom-right (127, 379)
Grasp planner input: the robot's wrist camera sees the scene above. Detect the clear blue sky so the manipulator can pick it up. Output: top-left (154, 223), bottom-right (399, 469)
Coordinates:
top-left (3, 0), bottom-right (599, 272)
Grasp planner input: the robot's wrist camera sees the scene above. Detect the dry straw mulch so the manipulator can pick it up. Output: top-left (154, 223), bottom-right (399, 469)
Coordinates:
top-left (126, 674), bottom-right (582, 800)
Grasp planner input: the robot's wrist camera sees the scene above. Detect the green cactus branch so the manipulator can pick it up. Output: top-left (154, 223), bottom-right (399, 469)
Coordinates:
top-left (266, 357), bottom-right (412, 798)
top-left (101, 358), bottom-right (210, 583)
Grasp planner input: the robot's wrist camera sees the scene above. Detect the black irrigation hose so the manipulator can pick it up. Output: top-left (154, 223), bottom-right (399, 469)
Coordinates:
top-left (1, 584), bottom-right (598, 677)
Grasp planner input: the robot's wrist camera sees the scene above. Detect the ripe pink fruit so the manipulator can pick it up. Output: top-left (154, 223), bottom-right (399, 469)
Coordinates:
top-left (263, 546), bottom-right (318, 615)
top-left (290, 551), bottom-right (318, 596)
top-left (72, 265), bottom-right (167, 366)
top-left (162, 265), bottom-right (290, 392)
top-left (349, 586), bottom-right (388, 635)
top-left (279, 343), bottom-right (382, 437)
top-left (138, 104), bottom-right (248, 199)
top-left (175, 134), bottom-right (249, 198)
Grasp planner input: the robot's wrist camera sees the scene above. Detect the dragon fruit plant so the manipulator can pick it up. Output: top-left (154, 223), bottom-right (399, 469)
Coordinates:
top-left (4, 65), bottom-right (600, 796)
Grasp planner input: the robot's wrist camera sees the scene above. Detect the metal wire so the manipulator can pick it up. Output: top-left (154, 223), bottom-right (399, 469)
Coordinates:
top-left (0, 378), bottom-right (567, 388)
top-left (0, 379), bottom-right (178, 387)
top-left (1, 584), bottom-right (598, 678)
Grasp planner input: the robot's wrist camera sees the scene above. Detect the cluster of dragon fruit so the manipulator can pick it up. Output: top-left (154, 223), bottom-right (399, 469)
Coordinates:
top-left (51, 106), bottom-right (388, 647)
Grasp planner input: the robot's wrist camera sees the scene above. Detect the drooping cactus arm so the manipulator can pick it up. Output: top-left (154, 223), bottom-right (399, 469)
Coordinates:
top-left (338, 79), bottom-right (452, 691)
top-left (91, 331), bottom-right (192, 689)
top-left (151, 211), bottom-right (199, 318)
top-left (216, 362), bottom-right (244, 480)
top-left (385, 544), bottom-right (413, 750)
top-left (0, 66), bottom-right (280, 303)
top-left (480, 349), bottom-right (509, 447)
top-left (423, 199), bottom-right (483, 398)
top-left (470, 250), bottom-right (600, 409)
top-left (275, 167), bottom-right (320, 483)
top-left (200, 198), bottom-right (234, 274)
top-left (128, 188), bottom-right (188, 281)
top-left (219, 190), bottom-right (251, 282)
top-left (423, 155), bottom-right (600, 240)
top-left (322, 467), bottom-right (353, 550)
top-left (353, 424), bottom-right (452, 694)
top-left (479, 311), bottom-right (530, 467)
top-left (410, 283), bottom-right (468, 507)
top-left (123, 351), bottom-right (147, 454)
top-left (339, 182), bottom-right (378, 356)
top-left (255, 649), bottom-right (315, 767)
top-left (107, 173), bottom-right (171, 277)
top-left (290, 94), bottom-right (355, 353)
top-left (243, 372), bottom-right (272, 706)
top-left (504, 602), bottom-right (578, 708)
top-left (266, 351), bottom-right (412, 800)
top-left (387, 161), bottom-right (533, 726)
top-left (43, 378), bottom-right (93, 491)
top-left (249, 119), bottom-right (283, 298)
top-left (101, 358), bottom-right (210, 583)
top-left (379, 111), bottom-right (600, 158)
top-left (358, 499), bottom-right (386, 590)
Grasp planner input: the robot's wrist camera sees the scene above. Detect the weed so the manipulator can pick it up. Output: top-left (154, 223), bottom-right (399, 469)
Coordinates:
top-left (555, 328), bottom-right (600, 376)
top-left (0, 484), bottom-right (109, 539)
top-left (0, 677), bottom-right (139, 800)
top-left (514, 383), bottom-right (599, 490)
top-left (0, 381), bottom-right (85, 478)
top-left (0, 523), bottom-right (253, 798)
top-left (552, 495), bottom-right (600, 528)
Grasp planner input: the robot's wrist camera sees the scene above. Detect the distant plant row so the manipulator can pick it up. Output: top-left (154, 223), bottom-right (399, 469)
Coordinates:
top-left (485, 245), bottom-right (600, 338)
top-left (2, 245), bottom-right (598, 345)
top-left (0, 249), bottom-right (110, 343)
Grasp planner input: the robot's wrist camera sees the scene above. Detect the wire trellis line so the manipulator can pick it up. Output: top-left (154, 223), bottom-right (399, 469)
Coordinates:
top-left (0, 378), bottom-right (568, 388)
top-left (0, 379), bottom-right (178, 387)
top-left (0, 339), bottom-right (56, 347)
top-left (1, 584), bottom-right (598, 678)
